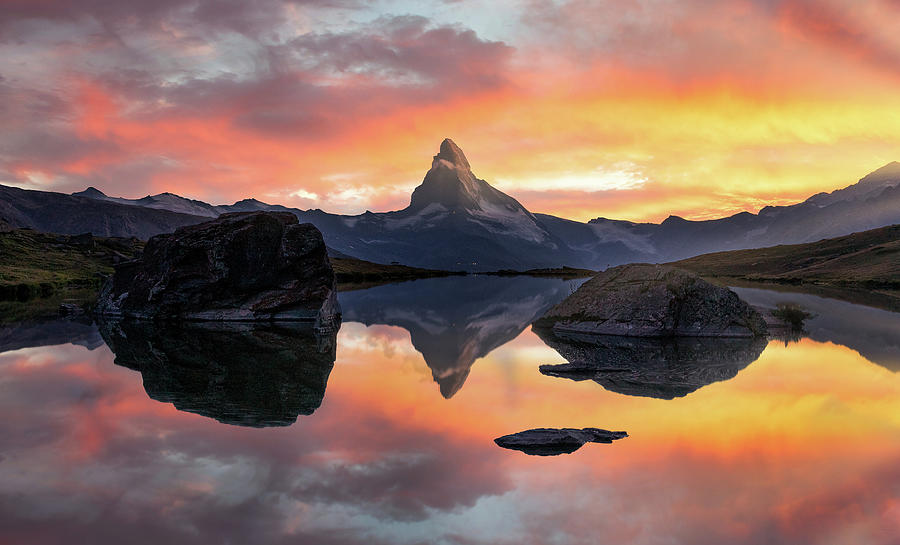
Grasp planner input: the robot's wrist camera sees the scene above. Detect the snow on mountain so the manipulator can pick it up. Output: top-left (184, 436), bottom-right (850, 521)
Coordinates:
top-left (72, 187), bottom-right (222, 217)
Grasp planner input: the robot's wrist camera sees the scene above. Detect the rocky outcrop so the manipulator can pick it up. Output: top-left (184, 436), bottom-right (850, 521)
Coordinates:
top-left (96, 212), bottom-right (340, 324)
top-left (535, 328), bottom-right (767, 399)
top-left (536, 264), bottom-right (767, 337)
top-left (494, 428), bottom-right (628, 456)
top-left (98, 319), bottom-right (338, 427)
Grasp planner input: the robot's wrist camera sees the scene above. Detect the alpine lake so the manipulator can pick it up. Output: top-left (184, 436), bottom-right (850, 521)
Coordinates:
top-left (2, 275), bottom-right (899, 544)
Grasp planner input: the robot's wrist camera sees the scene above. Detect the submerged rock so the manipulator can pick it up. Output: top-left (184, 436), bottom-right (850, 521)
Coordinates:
top-left (535, 264), bottom-right (767, 337)
top-left (98, 319), bottom-right (339, 427)
top-left (494, 428), bottom-right (628, 456)
top-left (96, 212), bottom-right (340, 324)
top-left (535, 328), bottom-right (767, 399)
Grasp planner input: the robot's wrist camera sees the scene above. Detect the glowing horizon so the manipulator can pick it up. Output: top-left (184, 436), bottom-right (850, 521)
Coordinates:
top-left (2, 0), bottom-right (900, 223)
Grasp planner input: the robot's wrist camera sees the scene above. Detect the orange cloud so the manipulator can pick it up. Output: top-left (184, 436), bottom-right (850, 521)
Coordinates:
top-left (2, 0), bottom-right (900, 223)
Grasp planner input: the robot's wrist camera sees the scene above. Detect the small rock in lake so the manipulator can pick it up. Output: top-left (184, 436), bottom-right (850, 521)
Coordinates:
top-left (58, 303), bottom-right (85, 316)
top-left (494, 427), bottom-right (628, 456)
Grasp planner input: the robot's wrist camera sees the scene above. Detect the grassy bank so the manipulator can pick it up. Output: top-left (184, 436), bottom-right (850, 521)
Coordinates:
top-left (671, 224), bottom-right (900, 311)
top-left (0, 229), bottom-right (143, 321)
top-left (331, 257), bottom-right (465, 291)
top-left (483, 266), bottom-right (596, 278)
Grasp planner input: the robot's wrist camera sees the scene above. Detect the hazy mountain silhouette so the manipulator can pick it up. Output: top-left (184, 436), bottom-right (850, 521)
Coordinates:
top-left (552, 161), bottom-right (900, 265)
top-left (340, 276), bottom-right (584, 398)
top-left (3, 140), bottom-right (900, 270)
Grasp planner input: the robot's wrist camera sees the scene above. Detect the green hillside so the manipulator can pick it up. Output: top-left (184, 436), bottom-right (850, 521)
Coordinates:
top-left (671, 224), bottom-right (900, 289)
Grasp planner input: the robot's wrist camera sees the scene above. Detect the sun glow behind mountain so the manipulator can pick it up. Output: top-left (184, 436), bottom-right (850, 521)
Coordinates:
top-left (2, 0), bottom-right (900, 222)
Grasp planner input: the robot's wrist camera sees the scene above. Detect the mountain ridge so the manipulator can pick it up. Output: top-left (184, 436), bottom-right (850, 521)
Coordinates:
top-left (2, 139), bottom-right (899, 271)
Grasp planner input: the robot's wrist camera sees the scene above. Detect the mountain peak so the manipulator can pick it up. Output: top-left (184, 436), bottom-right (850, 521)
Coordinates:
top-left (403, 140), bottom-right (550, 245)
top-left (806, 160), bottom-right (900, 207)
top-left (860, 161), bottom-right (900, 183)
top-left (434, 138), bottom-right (470, 170)
top-left (409, 139), bottom-right (483, 211)
top-left (73, 186), bottom-right (107, 198)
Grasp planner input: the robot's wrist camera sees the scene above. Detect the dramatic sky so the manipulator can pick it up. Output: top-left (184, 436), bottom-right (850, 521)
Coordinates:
top-left (2, 0), bottom-right (900, 222)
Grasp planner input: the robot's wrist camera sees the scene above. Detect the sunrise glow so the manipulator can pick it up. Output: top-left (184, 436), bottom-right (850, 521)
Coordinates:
top-left (3, 0), bottom-right (900, 221)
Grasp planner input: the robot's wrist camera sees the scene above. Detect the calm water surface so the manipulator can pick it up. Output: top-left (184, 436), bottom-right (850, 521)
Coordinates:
top-left (2, 276), bottom-right (900, 544)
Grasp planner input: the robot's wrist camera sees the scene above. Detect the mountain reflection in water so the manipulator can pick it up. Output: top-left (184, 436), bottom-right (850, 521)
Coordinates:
top-left (339, 276), bottom-right (586, 398)
top-left (98, 319), bottom-right (339, 427)
top-left (0, 316), bottom-right (103, 353)
top-left (732, 286), bottom-right (900, 371)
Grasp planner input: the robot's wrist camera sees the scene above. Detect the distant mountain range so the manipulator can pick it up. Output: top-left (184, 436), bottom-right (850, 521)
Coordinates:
top-left (2, 139), bottom-right (900, 270)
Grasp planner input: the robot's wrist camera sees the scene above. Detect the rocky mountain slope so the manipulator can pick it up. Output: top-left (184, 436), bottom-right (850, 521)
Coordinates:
top-left (284, 139), bottom-right (576, 271)
top-left (0, 184), bottom-right (207, 239)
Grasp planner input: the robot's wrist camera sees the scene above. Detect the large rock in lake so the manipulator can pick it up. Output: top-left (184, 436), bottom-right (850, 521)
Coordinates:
top-left (535, 264), bottom-right (767, 337)
top-left (96, 212), bottom-right (340, 323)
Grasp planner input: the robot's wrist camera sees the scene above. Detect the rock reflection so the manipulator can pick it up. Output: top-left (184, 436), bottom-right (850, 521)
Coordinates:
top-left (535, 328), bottom-right (768, 399)
top-left (98, 319), bottom-right (339, 427)
top-left (340, 276), bottom-right (585, 398)
top-left (494, 427), bottom-right (628, 456)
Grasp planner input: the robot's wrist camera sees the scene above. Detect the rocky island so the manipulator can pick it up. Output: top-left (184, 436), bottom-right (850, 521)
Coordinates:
top-left (96, 212), bottom-right (340, 325)
top-left (532, 264), bottom-right (770, 398)
top-left (535, 263), bottom-right (768, 338)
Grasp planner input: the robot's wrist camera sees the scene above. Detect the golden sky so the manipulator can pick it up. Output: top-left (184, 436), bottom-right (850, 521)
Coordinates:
top-left (2, 0), bottom-right (900, 222)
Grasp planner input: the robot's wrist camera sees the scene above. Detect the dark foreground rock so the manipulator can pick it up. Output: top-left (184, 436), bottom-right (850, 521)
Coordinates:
top-left (98, 318), bottom-right (339, 427)
top-left (494, 428), bottom-right (628, 456)
top-left (96, 212), bottom-right (339, 324)
top-left (536, 264), bottom-right (767, 337)
top-left (535, 328), bottom-right (767, 399)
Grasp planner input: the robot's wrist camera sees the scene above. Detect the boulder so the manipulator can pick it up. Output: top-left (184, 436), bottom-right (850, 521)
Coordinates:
top-left (535, 264), bottom-right (767, 337)
top-left (96, 212), bottom-right (340, 324)
top-left (494, 428), bottom-right (628, 456)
